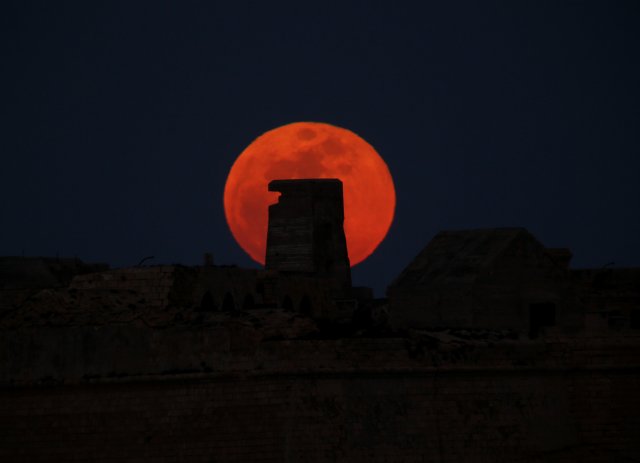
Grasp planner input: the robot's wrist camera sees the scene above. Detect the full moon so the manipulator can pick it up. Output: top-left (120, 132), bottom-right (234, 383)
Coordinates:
top-left (224, 122), bottom-right (395, 267)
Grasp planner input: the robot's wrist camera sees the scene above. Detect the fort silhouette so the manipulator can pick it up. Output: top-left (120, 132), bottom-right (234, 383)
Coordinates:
top-left (1, 179), bottom-right (639, 462)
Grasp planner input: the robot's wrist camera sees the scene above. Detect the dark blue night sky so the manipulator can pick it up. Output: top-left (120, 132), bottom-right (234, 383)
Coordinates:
top-left (2, 1), bottom-right (639, 295)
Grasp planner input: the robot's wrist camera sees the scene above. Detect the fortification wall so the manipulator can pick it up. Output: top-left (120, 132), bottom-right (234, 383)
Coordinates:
top-left (1, 329), bottom-right (639, 462)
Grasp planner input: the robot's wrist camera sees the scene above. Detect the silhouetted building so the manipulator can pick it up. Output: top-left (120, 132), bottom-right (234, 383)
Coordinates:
top-left (388, 228), bottom-right (583, 336)
top-left (266, 179), bottom-right (351, 294)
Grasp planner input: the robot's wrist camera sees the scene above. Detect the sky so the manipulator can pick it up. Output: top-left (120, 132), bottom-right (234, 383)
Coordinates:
top-left (1, 1), bottom-right (639, 295)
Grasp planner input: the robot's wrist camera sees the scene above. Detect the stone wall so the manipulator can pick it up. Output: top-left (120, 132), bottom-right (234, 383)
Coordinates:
top-left (1, 357), bottom-right (638, 462)
top-left (1, 327), bottom-right (639, 462)
top-left (0, 264), bottom-right (351, 330)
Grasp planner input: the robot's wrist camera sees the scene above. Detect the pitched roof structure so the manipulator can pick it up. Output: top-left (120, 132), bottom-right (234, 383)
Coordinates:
top-left (391, 228), bottom-right (528, 289)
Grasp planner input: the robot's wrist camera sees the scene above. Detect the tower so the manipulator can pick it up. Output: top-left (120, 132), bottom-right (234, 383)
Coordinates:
top-left (265, 179), bottom-right (351, 293)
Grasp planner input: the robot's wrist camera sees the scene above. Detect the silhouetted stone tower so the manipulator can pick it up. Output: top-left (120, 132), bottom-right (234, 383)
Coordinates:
top-left (265, 179), bottom-right (351, 293)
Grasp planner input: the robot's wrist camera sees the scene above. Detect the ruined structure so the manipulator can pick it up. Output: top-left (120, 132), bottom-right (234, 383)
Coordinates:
top-left (388, 228), bottom-right (583, 336)
top-left (266, 179), bottom-right (351, 294)
top-left (1, 180), bottom-right (639, 462)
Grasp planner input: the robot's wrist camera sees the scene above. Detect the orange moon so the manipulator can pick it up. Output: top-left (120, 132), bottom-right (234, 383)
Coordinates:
top-left (223, 122), bottom-right (395, 267)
